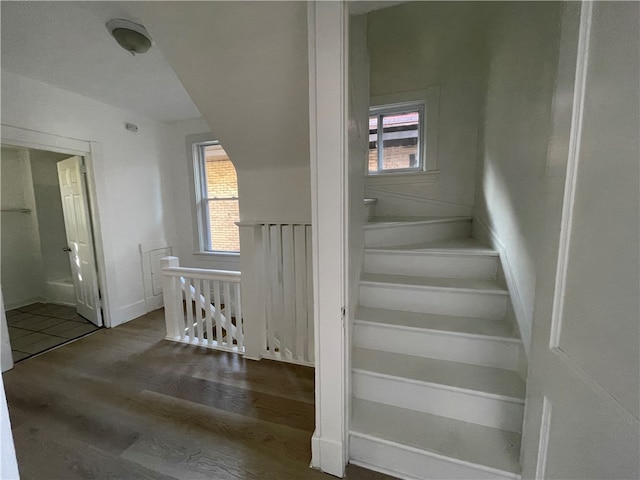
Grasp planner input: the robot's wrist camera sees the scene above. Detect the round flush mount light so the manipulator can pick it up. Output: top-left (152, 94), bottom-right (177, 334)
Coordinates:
top-left (107, 18), bottom-right (153, 55)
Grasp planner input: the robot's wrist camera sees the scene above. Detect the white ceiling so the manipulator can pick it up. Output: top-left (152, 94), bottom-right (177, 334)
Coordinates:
top-left (1, 1), bottom-right (202, 123)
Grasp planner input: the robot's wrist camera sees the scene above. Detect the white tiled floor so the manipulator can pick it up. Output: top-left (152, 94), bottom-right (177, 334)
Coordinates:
top-left (6, 303), bottom-right (100, 362)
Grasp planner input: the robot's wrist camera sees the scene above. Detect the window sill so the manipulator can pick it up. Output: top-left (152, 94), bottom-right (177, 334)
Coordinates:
top-left (192, 251), bottom-right (240, 258)
top-left (365, 170), bottom-right (440, 186)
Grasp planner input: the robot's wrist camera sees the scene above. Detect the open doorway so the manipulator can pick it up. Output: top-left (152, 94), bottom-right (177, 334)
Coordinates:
top-left (1, 145), bottom-right (102, 363)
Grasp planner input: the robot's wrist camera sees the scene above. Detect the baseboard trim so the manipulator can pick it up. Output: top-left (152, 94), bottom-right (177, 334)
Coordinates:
top-left (311, 431), bottom-right (346, 477)
top-left (109, 300), bottom-right (147, 327)
top-left (473, 216), bottom-right (531, 357)
top-left (4, 296), bottom-right (47, 311)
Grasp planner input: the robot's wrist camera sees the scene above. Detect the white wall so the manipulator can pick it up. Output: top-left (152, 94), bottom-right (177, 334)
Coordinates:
top-left (127, 2), bottom-right (310, 172)
top-left (472, 2), bottom-right (564, 351)
top-left (2, 71), bottom-right (177, 326)
top-left (0, 147), bottom-right (45, 308)
top-left (366, 2), bottom-right (488, 215)
top-left (29, 149), bottom-right (73, 284)
top-left (166, 117), bottom-right (312, 272)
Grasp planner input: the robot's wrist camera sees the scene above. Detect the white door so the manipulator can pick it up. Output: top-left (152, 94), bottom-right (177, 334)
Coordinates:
top-left (57, 156), bottom-right (102, 326)
top-left (530, 2), bottom-right (639, 479)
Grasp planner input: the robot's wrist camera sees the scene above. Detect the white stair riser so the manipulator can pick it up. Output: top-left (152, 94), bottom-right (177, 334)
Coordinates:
top-left (352, 371), bottom-right (524, 433)
top-left (359, 283), bottom-right (507, 319)
top-left (353, 322), bottom-right (521, 370)
top-left (350, 434), bottom-right (519, 480)
top-left (365, 221), bottom-right (471, 248)
top-left (364, 251), bottom-right (498, 279)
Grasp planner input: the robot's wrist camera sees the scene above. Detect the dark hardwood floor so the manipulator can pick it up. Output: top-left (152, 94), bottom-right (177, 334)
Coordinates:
top-left (2, 309), bottom-right (394, 479)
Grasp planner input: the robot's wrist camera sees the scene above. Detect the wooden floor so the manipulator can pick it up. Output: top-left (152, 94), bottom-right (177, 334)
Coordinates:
top-left (3, 309), bottom-right (394, 479)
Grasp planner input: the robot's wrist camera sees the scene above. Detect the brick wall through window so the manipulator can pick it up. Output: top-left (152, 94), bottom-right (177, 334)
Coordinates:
top-left (204, 144), bottom-right (239, 252)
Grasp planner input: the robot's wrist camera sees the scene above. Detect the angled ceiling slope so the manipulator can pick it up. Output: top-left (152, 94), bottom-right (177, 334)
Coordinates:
top-left (126, 1), bottom-right (310, 169)
top-left (1, 1), bottom-right (201, 123)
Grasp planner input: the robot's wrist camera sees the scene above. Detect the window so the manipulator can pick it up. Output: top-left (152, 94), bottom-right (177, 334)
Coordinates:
top-left (368, 102), bottom-right (425, 174)
top-left (193, 141), bottom-right (240, 253)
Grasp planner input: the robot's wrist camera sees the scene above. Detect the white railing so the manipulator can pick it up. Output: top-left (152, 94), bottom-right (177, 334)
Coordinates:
top-left (237, 221), bottom-right (314, 366)
top-left (259, 222), bottom-right (314, 365)
top-left (161, 257), bottom-right (244, 353)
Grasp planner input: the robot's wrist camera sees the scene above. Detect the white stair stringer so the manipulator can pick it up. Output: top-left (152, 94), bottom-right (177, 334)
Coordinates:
top-left (359, 273), bottom-right (509, 318)
top-left (364, 216), bottom-right (471, 248)
top-left (350, 399), bottom-right (521, 480)
top-left (354, 307), bottom-right (523, 370)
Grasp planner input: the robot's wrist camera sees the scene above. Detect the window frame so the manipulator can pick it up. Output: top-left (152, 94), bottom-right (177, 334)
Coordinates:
top-left (368, 101), bottom-right (426, 175)
top-left (367, 87), bottom-right (440, 179)
top-left (191, 138), bottom-right (240, 255)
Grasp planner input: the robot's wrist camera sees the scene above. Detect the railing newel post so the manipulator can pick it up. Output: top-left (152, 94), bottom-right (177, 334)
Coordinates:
top-left (161, 256), bottom-right (181, 339)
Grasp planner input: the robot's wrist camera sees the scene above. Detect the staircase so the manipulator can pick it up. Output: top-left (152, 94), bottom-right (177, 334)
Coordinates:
top-left (350, 215), bottom-right (526, 480)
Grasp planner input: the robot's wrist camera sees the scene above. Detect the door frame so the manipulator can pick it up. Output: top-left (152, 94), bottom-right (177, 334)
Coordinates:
top-left (1, 124), bottom-right (112, 327)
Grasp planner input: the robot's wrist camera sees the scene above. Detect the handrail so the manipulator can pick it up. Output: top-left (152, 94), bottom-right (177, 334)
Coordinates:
top-left (236, 220), bottom-right (311, 227)
top-left (162, 266), bottom-right (241, 282)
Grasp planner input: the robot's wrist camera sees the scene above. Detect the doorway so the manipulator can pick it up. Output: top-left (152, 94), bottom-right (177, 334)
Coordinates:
top-left (1, 145), bottom-right (101, 362)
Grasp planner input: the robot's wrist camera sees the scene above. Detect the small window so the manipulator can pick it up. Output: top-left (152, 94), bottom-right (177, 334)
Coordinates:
top-left (194, 141), bottom-right (240, 253)
top-left (368, 103), bottom-right (425, 174)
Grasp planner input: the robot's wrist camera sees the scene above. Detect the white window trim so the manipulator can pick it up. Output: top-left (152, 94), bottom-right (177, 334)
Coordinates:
top-left (369, 86), bottom-right (440, 176)
top-left (185, 133), bottom-right (240, 256)
top-left (369, 101), bottom-right (425, 174)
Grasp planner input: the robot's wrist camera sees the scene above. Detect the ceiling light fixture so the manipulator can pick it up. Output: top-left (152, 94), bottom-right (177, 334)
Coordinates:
top-left (107, 18), bottom-right (153, 55)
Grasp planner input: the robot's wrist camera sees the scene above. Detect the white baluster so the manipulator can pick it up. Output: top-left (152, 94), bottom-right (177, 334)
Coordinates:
top-left (185, 276), bottom-right (195, 341)
top-left (294, 225), bottom-right (307, 362)
top-left (282, 224), bottom-right (296, 361)
top-left (204, 279), bottom-right (213, 346)
top-left (194, 278), bottom-right (203, 343)
top-left (223, 281), bottom-right (232, 347)
top-left (213, 280), bottom-right (222, 347)
top-left (235, 282), bottom-right (244, 351)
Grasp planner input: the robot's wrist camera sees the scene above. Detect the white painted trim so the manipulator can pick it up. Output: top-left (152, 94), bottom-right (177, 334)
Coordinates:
top-left (370, 86), bottom-right (440, 172)
top-left (549, 0), bottom-right (593, 350)
top-left (0, 290), bottom-right (14, 373)
top-left (309, 1), bottom-right (349, 476)
top-left (109, 300), bottom-right (147, 328)
top-left (365, 171), bottom-right (439, 186)
top-left (0, 126), bottom-right (112, 328)
top-left (535, 396), bottom-right (552, 479)
top-left (473, 215), bottom-right (531, 357)
top-left (1, 124), bottom-right (90, 155)
top-left (0, 369), bottom-right (19, 479)
top-left (3, 296), bottom-right (47, 311)
top-left (139, 238), bottom-right (177, 253)
top-left (235, 220), bottom-right (311, 227)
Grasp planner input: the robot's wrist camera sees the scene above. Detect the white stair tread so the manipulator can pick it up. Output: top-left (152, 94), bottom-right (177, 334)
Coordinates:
top-left (354, 306), bottom-right (519, 340)
top-left (353, 347), bottom-right (525, 400)
top-left (366, 237), bottom-right (497, 255)
top-left (351, 399), bottom-right (521, 475)
top-left (365, 216), bottom-right (471, 228)
top-left (360, 273), bottom-right (508, 294)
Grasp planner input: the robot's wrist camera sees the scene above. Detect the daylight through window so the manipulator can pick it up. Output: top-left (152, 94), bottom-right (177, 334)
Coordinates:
top-left (195, 142), bottom-right (239, 253)
top-left (368, 103), bottom-right (424, 174)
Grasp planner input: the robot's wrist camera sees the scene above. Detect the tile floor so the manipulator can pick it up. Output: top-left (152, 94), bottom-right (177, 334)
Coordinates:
top-left (6, 303), bottom-right (100, 362)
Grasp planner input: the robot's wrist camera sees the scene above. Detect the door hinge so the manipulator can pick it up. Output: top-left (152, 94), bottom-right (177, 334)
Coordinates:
top-left (80, 164), bottom-right (87, 174)
top-left (341, 307), bottom-right (346, 329)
